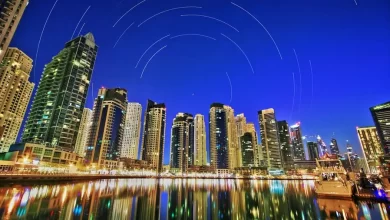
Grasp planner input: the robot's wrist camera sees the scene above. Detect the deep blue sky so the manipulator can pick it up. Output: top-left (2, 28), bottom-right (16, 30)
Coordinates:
top-left (12, 0), bottom-right (389, 164)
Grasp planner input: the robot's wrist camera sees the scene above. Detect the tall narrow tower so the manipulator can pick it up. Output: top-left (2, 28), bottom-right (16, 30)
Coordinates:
top-left (140, 100), bottom-right (166, 172)
top-left (74, 108), bottom-right (92, 156)
top-left (22, 33), bottom-right (98, 151)
top-left (370, 102), bottom-right (390, 155)
top-left (277, 120), bottom-right (293, 169)
top-left (0, 48), bottom-right (34, 152)
top-left (121, 102), bottom-right (142, 159)
top-left (290, 122), bottom-right (305, 161)
top-left (194, 114), bottom-right (207, 166)
top-left (0, 0), bottom-right (29, 62)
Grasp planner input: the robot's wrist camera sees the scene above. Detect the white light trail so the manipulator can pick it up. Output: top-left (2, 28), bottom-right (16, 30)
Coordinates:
top-left (170, 33), bottom-right (216, 41)
top-left (231, 2), bottom-right (283, 60)
top-left (293, 48), bottom-right (302, 113)
top-left (221, 33), bottom-right (254, 74)
top-left (77, 23), bottom-right (86, 37)
top-left (113, 0), bottom-right (146, 27)
top-left (290, 72), bottom-right (296, 121)
top-left (135, 34), bottom-right (170, 68)
top-left (181, 14), bottom-right (239, 33)
top-left (309, 60), bottom-right (314, 111)
top-left (354, 0), bottom-right (358, 5)
top-left (70, 5), bottom-right (91, 40)
top-left (33, 0), bottom-right (59, 82)
top-left (226, 72), bottom-right (233, 104)
top-left (138, 6), bottom-right (202, 27)
top-left (113, 22), bottom-right (135, 48)
top-left (140, 45), bottom-right (167, 78)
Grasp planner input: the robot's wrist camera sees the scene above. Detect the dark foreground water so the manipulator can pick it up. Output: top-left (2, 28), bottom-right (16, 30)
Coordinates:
top-left (0, 179), bottom-right (389, 220)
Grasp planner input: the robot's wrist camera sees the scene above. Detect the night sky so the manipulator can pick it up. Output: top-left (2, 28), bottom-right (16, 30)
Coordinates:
top-left (12, 0), bottom-right (389, 164)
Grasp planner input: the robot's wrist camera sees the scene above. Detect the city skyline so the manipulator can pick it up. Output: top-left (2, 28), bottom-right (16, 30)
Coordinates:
top-left (5, 0), bottom-right (390, 164)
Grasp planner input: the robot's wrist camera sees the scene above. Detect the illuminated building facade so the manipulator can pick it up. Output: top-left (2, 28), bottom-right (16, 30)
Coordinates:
top-left (330, 138), bottom-right (340, 155)
top-left (121, 102), bottom-right (142, 159)
top-left (74, 108), bottom-right (92, 156)
top-left (85, 88), bottom-right (127, 168)
top-left (194, 114), bottom-right (207, 166)
top-left (290, 122), bottom-right (305, 161)
top-left (0, 48), bottom-right (34, 152)
top-left (370, 102), bottom-right (390, 155)
top-left (170, 113), bottom-right (194, 173)
top-left (307, 141), bottom-right (320, 160)
top-left (240, 132), bottom-right (255, 167)
top-left (317, 135), bottom-right (327, 156)
top-left (277, 120), bottom-right (293, 169)
top-left (22, 33), bottom-right (98, 151)
top-left (0, 0), bottom-right (29, 63)
top-left (140, 100), bottom-right (166, 172)
top-left (258, 108), bottom-right (282, 169)
top-left (357, 126), bottom-right (383, 172)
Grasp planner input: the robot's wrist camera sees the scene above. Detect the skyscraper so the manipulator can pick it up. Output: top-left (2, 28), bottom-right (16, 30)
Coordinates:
top-left (290, 122), bottom-right (305, 161)
top-left (194, 114), bottom-right (207, 166)
top-left (121, 102), bottom-right (142, 159)
top-left (317, 135), bottom-right (327, 156)
top-left (140, 100), bottom-right (166, 172)
top-left (209, 103), bottom-right (238, 173)
top-left (307, 142), bottom-right (320, 160)
top-left (357, 126), bottom-right (383, 172)
top-left (370, 102), bottom-right (390, 155)
top-left (22, 33), bottom-right (98, 150)
top-left (277, 120), bottom-right (294, 169)
top-left (330, 138), bottom-right (340, 155)
top-left (0, 48), bottom-right (34, 152)
top-left (258, 108), bottom-right (282, 169)
top-left (0, 0), bottom-right (29, 62)
top-left (170, 113), bottom-right (194, 173)
top-left (74, 108), bottom-right (92, 156)
top-left (235, 114), bottom-right (247, 137)
top-left (240, 132), bottom-right (255, 167)
top-left (85, 88), bottom-right (127, 168)
top-left (245, 123), bottom-right (260, 166)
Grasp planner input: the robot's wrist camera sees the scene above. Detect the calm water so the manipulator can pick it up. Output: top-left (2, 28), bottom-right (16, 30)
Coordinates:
top-left (0, 179), bottom-right (389, 220)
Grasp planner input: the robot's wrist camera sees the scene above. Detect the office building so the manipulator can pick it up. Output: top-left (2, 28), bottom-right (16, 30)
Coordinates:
top-left (290, 122), bottom-right (305, 161)
top-left (357, 126), bottom-right (383, 172)
top-left (194, 114), bottom-right (207, 166)
top-left (370, 102), bottom-right (390, 155)
top-left (235, 114), bottom-right (247, 137)
top-left (209, 103), bottom-right (238, 173)
top-left (240, 132), bottom-right (255, 167)
top-left (140, 100), bottom-right (166, 172)
top-left (85, 88), bottom-right (127, 168)
top-left (74, 108), bottom-right (92, 156)
top-left (307, 142), bottom-right (320, 160)
top-left (330, 138), bottom-right (340, 155)
top-left (170, 113), bottom-right (194, 173)
top-left (317, 135), bottom-right (327, 156)
top-left (277, 120), bottom-right (294, 169)
top-left (346, 141), bottom-right (353, 154)
top-left (0, 48), bottom-right (34, 152)
top-left (258, 108), bottom-right (282, 169)
top-left (121, 102), bottom-right (142, 159)
top-left (0, 0), bottom-right (29, 62)
top-left (245, 123), bottom-right (260, 166)
top-left (22, 33), bottom-right (98, 150)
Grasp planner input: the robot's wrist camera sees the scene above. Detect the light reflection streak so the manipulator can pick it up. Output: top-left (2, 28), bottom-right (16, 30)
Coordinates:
top-left (181, 14), bottom-right (239, 32)
top-left (138, 6), bottom-right (202, 27)
top-left (70, 5), bottom-right (91, 39)
top-left (170, 33), bottom-right (216, 41)
top-left (293, 48), bottom-right (302, 113)
top-left (113, 0), bottom-right (146, 27)
top-left (113, 22), bottom-right (135, 48)
top-left (135, 34), bottom-right (170, 68)
top-left (140, 45), bottom-right (167, 78)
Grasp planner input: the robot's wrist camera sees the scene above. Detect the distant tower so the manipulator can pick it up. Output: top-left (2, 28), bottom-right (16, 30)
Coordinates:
top-left (307, 142), bottom-right (320, 160)
top-left (240, 132), bottom-right (255, 167)
top-left (170, 113), bottom-right (194, 173)
top-left (356, 126), bottom-right (383, 172)
top-left (22, 33), bottom-right (98, 151)
top-left (121, 103), bottom-right (142, 159)
top-left (85, 88), bottom-right (127, 168)
top-left (258, 108), bottom-right (282, 169)
top-left (290, 122), bottom-right (305, 161)
top-left (346, 141), bottom-right (353, 154)
top-left (317, 135), bottom-right (327, 156)
top-left (0, 0), bottom-right (29, 63)
top-left (370, 102), bottom-right (390, 155)
top-left (194, 114), bottom-right (207, 166)
top-left (140, 100), bottom-right (166, 173)
top-left (278, 120), bottom-right (294, 169)
top-left (0, 48), bottom-right (34, 152)
top-left (330, 138), bottom-right (340, 155)
top-left (74, 108), bottom-right (92, 156)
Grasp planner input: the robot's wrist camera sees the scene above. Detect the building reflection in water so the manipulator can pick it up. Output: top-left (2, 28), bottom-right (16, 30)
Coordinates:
top-left (0, 179), bottom-right (388, 219)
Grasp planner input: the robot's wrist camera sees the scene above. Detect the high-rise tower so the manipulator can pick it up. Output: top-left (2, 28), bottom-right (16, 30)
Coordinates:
top-left (85, 88), bottom-right (127, 168)
top-left (74, 108), bottom-right (92, 156)
top-left (0, 48), bottom-right (34, 152)
top-left (170, 113), bottom-right (194, 173)
top-left (330, 138), bottom-right (340, 155)
top-left (0, 0), bottom-right (29, 62)
top-left (194, 114), bottom-right (207, 166)
top-left (140, 100), bottom-right (166, 172)
top-left (240, 132), bottom-right (255, 167)
top-left (356, 126), bottom-right (383, 172)
top-left (370, 102), bottom-right (390, 155)
top-left (307, 141), bottom-right (320, 160)
top-left (22, 33), bottom-right (98, 151)
top-left (277, 120), bottom-right (294, 169)
top-left (290, 122), bottom-right (305, 161)
top-left (258, 108), bottom-right (282, 169)
top-left (121, 102), bottom-right (142, 159)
